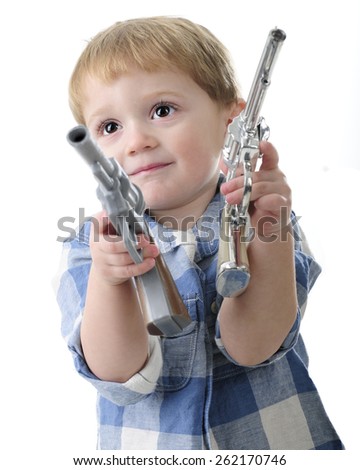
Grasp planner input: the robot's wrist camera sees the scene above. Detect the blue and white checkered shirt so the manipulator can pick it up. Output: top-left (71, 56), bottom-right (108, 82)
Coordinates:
top-left (54, 185), bottom-right (343, 450)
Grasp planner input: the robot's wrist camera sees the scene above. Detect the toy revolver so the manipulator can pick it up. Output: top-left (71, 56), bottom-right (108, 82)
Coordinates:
top-left (216, 28), bottom-right (286, 298)
top-left (67, 125), bottom-right (191, 336)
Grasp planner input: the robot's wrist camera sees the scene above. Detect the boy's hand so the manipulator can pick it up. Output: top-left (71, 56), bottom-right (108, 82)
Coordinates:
top-left (220, 141), bottom-right (291, 237)
top-left (89, 211), bottom-right (159, 286)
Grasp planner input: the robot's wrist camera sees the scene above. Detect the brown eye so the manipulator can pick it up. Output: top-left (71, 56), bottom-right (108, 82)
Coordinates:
top-left (152, 103), bottom-right (176, 120)
top-left (155, 105), bottom-right (171, 118)
top-left (103, 121), bottom-right (119, 135)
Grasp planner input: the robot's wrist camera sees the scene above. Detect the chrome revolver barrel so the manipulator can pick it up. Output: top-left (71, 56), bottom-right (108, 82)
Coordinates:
top-left (216, 28), bottom-right (286, 298)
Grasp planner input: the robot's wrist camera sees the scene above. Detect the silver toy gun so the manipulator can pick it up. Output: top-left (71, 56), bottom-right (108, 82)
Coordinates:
top-left (216, 28), bottom-right (286, 298)
top-left (67, 125), bottom-right (191, 336)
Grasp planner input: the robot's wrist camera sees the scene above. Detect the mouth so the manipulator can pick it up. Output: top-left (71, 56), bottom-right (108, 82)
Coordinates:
top-left (129, 162), bottom-right (172, 176)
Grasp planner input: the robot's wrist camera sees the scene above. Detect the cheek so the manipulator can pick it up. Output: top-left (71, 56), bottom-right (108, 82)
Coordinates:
top-left (197, 118), bottom-right (227, 154)
top-left (163, 114), bottom-right (226, 175)
top-left (175, 125), bottom-right (223, 163)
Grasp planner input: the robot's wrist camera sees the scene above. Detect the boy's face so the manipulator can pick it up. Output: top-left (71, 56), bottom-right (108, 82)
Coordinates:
top-left (82, 67), bottom-right (237, 225)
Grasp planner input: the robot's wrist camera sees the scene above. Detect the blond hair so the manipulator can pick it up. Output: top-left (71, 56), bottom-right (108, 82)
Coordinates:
top-left (69, 16), bottom-right (241, 123)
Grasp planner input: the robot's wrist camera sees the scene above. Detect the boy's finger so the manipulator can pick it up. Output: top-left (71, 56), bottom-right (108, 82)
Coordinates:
top-left (259, 141), bottom-right (279, 171)
top-left (90, 210), bottom-right (117, 236)
top-left (220, 175), bottom-right (245, 195)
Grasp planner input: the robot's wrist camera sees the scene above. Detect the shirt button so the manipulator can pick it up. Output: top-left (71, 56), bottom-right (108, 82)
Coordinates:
top-left (211, 301), bottom-right (218, 314)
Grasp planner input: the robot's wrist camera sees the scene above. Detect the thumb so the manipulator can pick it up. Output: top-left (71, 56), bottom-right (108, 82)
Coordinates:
top-left (91, 210), bottom-right (117, 238)
top-left (259, 141), bottom-right (279, 171)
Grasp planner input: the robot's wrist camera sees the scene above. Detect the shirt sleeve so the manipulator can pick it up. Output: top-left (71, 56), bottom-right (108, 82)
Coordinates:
top-left (215, 211), bottom-right (321, 366)
top-left (53, 221), bottom-right (163, 406)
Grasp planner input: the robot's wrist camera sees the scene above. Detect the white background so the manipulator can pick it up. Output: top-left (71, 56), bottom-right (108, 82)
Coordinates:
top-left (1, 0), bottom-right (359, 466)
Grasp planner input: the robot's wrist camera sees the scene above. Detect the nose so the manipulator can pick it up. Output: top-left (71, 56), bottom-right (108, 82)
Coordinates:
top-left (124, 122), bottom-right (158, 157)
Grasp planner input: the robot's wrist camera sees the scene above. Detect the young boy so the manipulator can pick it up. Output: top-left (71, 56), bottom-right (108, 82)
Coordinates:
top-left (55, 16), bottom-right (343, 450)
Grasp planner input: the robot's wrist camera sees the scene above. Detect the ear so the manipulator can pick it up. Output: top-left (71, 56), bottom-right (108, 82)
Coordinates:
top-left (227, 99), bottom-right (246, 125)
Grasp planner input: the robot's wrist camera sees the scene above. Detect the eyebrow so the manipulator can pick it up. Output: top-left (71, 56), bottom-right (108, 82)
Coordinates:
top-left (86, 107), bottom-right (112, 126)
top-left (142, 89), bottom-right (186, 101)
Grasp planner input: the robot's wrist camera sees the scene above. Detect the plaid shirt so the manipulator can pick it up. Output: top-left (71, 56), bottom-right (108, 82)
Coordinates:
top-left (54, 184), bottom-right (343, 450)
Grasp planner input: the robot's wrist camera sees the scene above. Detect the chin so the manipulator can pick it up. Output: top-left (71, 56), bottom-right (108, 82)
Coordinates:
top-left (141, 185), bottom-right (174, 209)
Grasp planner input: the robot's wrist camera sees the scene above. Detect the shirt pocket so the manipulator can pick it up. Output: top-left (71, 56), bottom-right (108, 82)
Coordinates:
top-left (155, 294), bottom-right (199, 392)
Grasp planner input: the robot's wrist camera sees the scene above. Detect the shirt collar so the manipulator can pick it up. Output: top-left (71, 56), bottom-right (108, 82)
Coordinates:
top-left (144, 175), bottom-right (225, 258)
